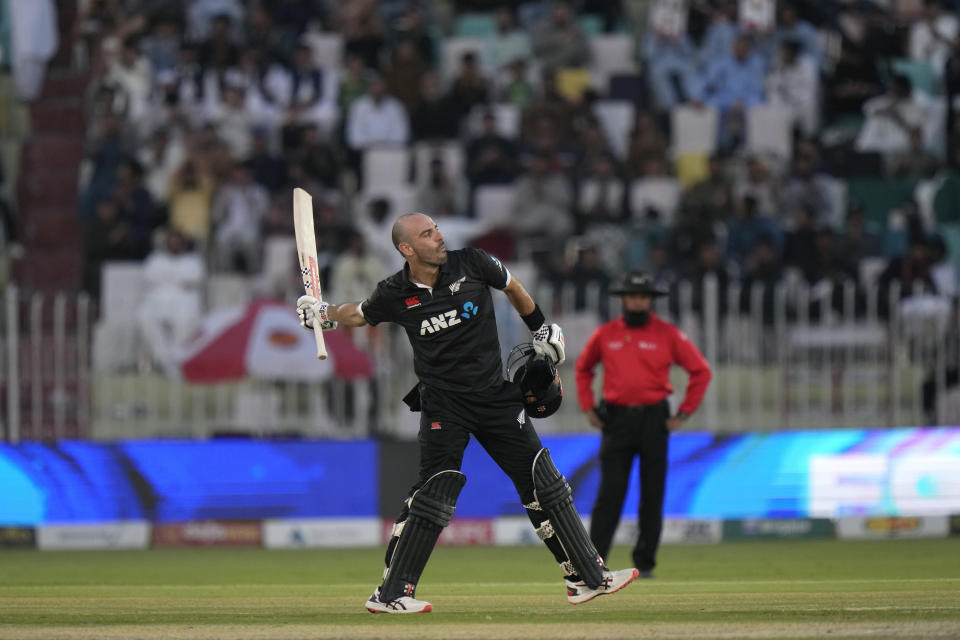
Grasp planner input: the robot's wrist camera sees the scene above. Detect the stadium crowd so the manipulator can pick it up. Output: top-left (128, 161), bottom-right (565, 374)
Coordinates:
top-left (72, 0), bottom-right (960, 345)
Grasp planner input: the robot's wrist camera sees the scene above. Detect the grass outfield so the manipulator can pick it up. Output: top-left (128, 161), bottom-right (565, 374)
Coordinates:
top-left (1, 539), bottom-right (959, 639)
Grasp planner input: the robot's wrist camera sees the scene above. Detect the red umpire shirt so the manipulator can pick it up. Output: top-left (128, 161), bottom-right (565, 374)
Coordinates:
top-left (575, 313), bottom-right (711, 414)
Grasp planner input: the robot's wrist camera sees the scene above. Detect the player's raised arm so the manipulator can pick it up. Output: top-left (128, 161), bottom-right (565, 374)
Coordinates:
top-left (503, 275), bottom-right (566, 367)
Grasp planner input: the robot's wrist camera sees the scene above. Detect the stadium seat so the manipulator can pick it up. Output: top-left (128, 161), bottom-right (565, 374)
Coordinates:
top-left (454, 12), bottom-right (497, 37)
top-left (362, 146), bottom-right (411, 188)
top-left (592, 100), bottom-right (635, 160)
top-left (588, 35), bottom-right (637, 90)
top-left (304, 32), bottom-right (343, 69)
top-left (101, 262), bottom-right (145, 321)
top-left (207, 273), bottom-right (251, 311)
top-left (92, 262), bottom-right (146, 371)
top-left (578, 14), bottom-right (605, 36)
top-left (441, 37), bottom-right (487, 82)
top-left (747, 104), bottom-right (793, 160)
top-left (413, 141), bottom-right (465, 188)
top-left (628, 177), bottom-right (681, 226)
top-left (555, 68), bottom-right (592, 101)
top-left (466, 103), bottom-right (520, 139)
top-left (671, 105), bottom-right (718, 155)
top-left (674, 152), bottom-right (709, 189)
top-left (608, 73), bottom-right (645, 106)
top-left (474, 184), bottom-right (516, 229)
top-left (353, 186), bottom-right (417, 220)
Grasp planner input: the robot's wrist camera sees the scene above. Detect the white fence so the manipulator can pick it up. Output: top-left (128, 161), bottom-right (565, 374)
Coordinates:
top-left (2, 277), bottom-right (958, 442)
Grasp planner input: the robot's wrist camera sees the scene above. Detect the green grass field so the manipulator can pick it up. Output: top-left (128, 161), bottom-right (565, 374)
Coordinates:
top-left (2, 539), bottom-right (959, 639)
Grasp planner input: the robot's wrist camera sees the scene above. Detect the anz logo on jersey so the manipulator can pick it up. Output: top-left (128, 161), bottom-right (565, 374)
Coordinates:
top-left (419, 301), bottom-right (479, 335)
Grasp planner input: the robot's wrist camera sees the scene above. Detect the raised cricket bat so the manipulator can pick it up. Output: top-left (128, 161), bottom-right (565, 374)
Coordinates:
top-left (292, 187), bottom-right (328, 359)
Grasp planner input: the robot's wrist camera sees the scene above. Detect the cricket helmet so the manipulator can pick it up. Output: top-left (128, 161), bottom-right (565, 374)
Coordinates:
top-left (506, 343), bottom-right (563, 418)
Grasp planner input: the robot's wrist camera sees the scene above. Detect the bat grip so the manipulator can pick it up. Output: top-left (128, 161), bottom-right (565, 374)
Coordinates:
top-left (312, 321), bottom-right (328, 359)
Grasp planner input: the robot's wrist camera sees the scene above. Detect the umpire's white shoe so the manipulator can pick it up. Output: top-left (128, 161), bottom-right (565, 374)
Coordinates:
top-left (364, 588), bottom-right (433, 614)
top-left (565, 568), bottom-right (640, 605)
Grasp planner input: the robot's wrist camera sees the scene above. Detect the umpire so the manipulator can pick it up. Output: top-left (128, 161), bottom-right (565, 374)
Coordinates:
top-left (575, 271), bottom-right (711, 578)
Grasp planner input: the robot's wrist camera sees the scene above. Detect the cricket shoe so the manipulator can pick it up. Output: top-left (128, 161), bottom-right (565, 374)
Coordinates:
top-left (364, 587), bottom-right (433, 614)
top-left (565, 567), bottom-right (640, 605)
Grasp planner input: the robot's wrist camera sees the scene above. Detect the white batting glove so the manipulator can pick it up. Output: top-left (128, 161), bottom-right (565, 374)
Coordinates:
top-left (532, 323), bottom-right (565, 366)
top-left (297, 295), bottom-right (337, 331)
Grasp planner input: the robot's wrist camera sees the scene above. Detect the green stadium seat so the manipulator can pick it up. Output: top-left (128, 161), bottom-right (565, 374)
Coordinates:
top-left (454, 12), bottom-right (497, 37)
top-left (846, 177), bottom-right (918, 227)
top-left (578, 14), bottom-right (604, 36)
top-left (889, 58), bottom-right (937, 95)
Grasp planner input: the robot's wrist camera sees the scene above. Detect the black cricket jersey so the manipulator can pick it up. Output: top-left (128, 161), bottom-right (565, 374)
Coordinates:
top-left (360, 248), bottom-right (510, 395)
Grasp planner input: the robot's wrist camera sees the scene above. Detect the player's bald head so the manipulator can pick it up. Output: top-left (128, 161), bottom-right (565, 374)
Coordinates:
top-left (391, 213), bottom-right (430, 249)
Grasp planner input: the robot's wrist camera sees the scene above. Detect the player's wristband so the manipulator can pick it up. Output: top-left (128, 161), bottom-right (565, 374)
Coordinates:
top-left (521, 304), bottom-right (546, 332)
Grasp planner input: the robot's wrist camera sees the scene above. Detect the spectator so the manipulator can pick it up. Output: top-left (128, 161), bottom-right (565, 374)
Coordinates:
top-left (856, 75), bottom-right (926, 155)
top-left (487, 7), bottom-right (532, 74)
top-left (384, 38), bottom-right (429, 114)
top-left (139, 13), bottom-right (182, 76)
top-left (137, 127), bottom-right (185, 208)
top-left (826, 44), bottom-right (884, 121)
top-left (168, 157), bottom-right (214, 244)
top-left (726, 195), bottom-right (783, 272)
top-left (511, 151), bottom-right (574, 264)
top-left (293, 124), bottom-right (341, 191)
top-left (624, 110), bottom-right (669, 179)
top-left (680, 154), bottom-right (734, 231)
top-left (446, 51), bottom-right (490, 126)
top-left (137, 228), bottom-right (205, 376)
top-left (551, 244), bottom-right (612, 317)
top-left (83, 198), bottom-right (134, 298)
top-left (335, 0), bottom-right (385, 71)
top-left (531, 1), bottom-right (591, 70)
top-left (686, 238), bottom-right (732, 317)
top-left (113, 160), bottom-right (158, 260)
top-left (345, 73), bottom-right (410, 181)
top-left (107, 37), bottom-right (153, 123)
top-left (579, 153), bottom-right (628, 274)
top-left (338, 53), bottom-right (372, 115)
top-left (769, 2), bottom-right (822, 68)
top-left (410, 71), bottom-right (461, 141)
top-left (521, 69), bottom-right (577, 141)
top-left (210, 161), bottom-right (270, 273)
top-left (465, 110), bottom-right (519, 190)
top-left (780, 144), bottom-right (839, 228)
top-left (698, 34), bottom-right (766, 151)
top-left (909, 0), bottom-right (959, 78)
top-left (187, 0), bottom-right (243, 42)
top-left (499, 58), bottom-right (536, 113)
top-left (739, 233), bottom-right (783, 325)
top-left (330, 230), bottom-right (385, 303)
top-left (699, 0), bottom-right (738, 69)
top-left (245, 128), bottom-right (288, 192)
top-left (417, 157), bottom-right (468, 219)
top-left (196, 13), bottom-right (239, 77)
top-left (733, 155), bottom-right (779, 219)
top-left (263, 42), bottom-right (340, 141)
top-left (207, 80), bottom-right (255, 160)
top-left (356, 196), bottom-right (403, 272)
top-left (782, 204), bottom-right (819, 278)
top-left (765, 39), bottom-right (820, 137)
top-left (643, 28), bottom-right (700, 111)
top-left (838, 203), bottom-right (883, 268)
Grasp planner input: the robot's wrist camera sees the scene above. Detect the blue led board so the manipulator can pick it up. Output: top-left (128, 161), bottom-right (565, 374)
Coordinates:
top-left (1, 428), bottom-right (958, 524)
top-left (0, 439), bottom-right (377, 524)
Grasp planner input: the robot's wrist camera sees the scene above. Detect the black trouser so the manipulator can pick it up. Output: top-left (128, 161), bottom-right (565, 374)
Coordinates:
top-left (589, 400), bottom-right (669, 572)
top-left (411, 381), bottom-right (543, 502)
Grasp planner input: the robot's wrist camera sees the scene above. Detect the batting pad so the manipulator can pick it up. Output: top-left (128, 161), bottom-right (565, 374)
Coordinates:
top-left (531, 448), bottom-right (605, 589)
top-left (380, 470), bottom-right (466, 601)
